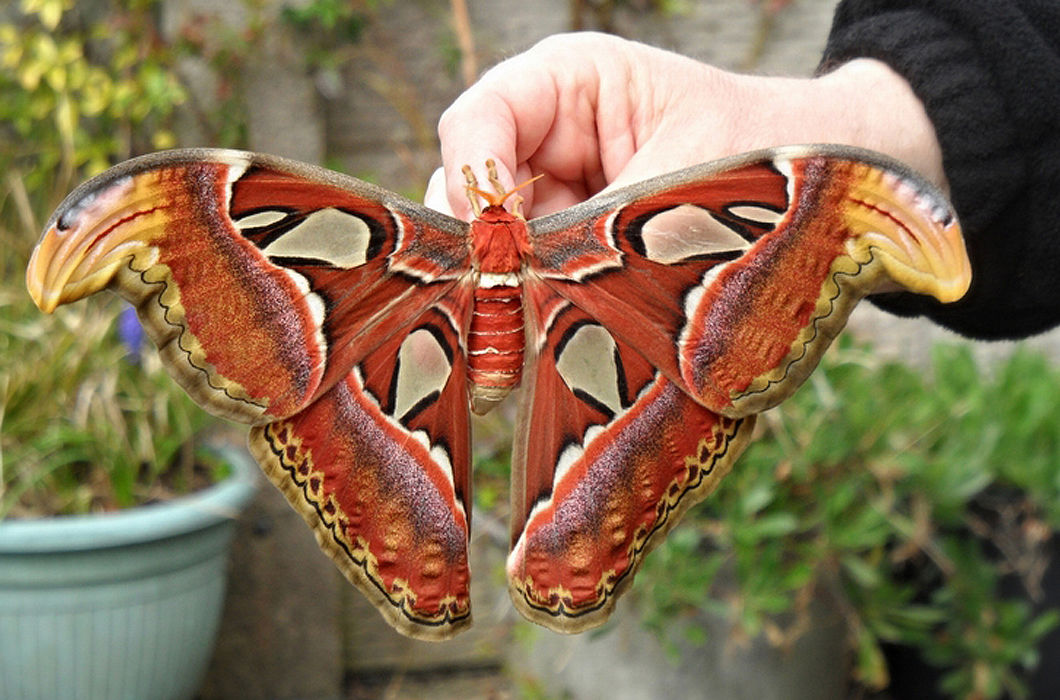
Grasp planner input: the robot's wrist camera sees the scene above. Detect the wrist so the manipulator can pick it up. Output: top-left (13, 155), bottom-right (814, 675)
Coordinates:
top-left (812, 59), bottom-right (947, 190)
top-left (719, 59), bottom-right (946, 191)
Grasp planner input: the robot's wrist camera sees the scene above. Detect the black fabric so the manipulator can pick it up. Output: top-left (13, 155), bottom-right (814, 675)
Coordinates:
top-left (820, 0), bottom-right (1060, 339)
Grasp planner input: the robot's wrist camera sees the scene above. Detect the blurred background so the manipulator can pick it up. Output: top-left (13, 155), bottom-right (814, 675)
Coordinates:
top-left (3, 1), bottom-right (1060, 699)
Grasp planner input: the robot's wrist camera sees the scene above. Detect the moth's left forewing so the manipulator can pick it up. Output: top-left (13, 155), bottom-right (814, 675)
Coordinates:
top-left (527, 146), bottom-right (970, 419)
top-left (525, 152), bottom-right (789, 411)
top-left (670, 148), bottom-right (970, 416)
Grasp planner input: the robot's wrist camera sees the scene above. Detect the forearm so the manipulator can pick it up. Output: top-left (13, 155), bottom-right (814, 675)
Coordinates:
top-left (821, 2), bottom-right (1024, 236)
top-left (820, 0), bottom-right (1060, 338)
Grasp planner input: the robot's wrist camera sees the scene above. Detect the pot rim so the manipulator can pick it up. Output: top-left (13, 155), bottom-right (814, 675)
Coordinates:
top-left (0, 445), bottom-right (258, 552)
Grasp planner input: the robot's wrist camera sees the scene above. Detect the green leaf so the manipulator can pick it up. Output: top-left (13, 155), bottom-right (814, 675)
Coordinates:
top-left (841, 555), bottom-right (882, 588)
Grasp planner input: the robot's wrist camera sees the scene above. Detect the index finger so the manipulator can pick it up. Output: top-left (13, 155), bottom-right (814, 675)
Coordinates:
top-left (437, 50), bottom-right (560, 219)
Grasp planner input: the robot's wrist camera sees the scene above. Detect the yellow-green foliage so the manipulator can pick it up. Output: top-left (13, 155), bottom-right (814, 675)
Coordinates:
top-left (1, 0), bottom-right (217, 517)
top-left (0, 0), bottom-right (185, 201)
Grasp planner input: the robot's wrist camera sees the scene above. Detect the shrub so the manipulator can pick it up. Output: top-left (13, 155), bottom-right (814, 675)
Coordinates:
top-left (638, 339), bottom-right (1060, 699)
top-left (0, 0), bottom-right (219, 517)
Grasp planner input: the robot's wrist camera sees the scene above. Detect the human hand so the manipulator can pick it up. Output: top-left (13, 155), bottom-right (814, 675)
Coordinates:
top-left (425, 32), bottom-right (945, 220)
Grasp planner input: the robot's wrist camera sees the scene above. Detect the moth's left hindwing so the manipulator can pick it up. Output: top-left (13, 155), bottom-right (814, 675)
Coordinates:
top-left (26, 149), bottom-right (477, 640)
top-left (508, 279), bottom-right (755, 630)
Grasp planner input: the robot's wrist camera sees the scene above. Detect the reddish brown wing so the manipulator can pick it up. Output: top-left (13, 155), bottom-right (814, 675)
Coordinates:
top-left (512, 145), bottom-right (971, 632)
top-left (528, 145), bottom-right (970, 418)
top-left (28, 150), bottom-right (471, 422)
top-left (251, 293), bottom-right (475, 638)
top-left (26, 149), bottom-right (477, 640)
top-left (508, 279), bottom-right (754, 631)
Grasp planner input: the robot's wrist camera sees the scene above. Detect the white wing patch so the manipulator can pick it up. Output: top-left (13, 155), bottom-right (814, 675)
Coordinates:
top-left (554, 324), bottom-right (622, 416)
top-left (773, 155), bottom-right (796, 210)
top-left (281, 268), bottom-right (328, 357)
top-left (677, 262), bottom-right (732, 365)
top-left (726, 204), bottom-right (785, 226)
top-left (235, 209), bottom-right (288, 229)
top-left (261, 208), bottom-right (374, 268)
top-left (639, 204), bottom-right (750, 264)
top-left (393, 328), bottom-right (452, 422)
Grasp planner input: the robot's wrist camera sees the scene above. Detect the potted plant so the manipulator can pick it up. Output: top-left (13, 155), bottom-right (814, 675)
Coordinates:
top-left (0, 262), bottom-right (257, 700)
top-left (506, 339), bottom-right (1060, 700)
top-left (0, 4), bottom-right (255, 698)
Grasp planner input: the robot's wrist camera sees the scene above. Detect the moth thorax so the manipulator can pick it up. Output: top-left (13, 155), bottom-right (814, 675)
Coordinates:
top-left (467, 282), bottom-right (525, 415)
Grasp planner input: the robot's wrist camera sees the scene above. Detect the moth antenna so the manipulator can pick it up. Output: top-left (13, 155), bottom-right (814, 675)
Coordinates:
top-left (513, 173), bottom-right (545, 193)
top-left (510, 192), bottom-right (527, 220)
top-left (461, 161), bottom-right (544, 216)
top-left (509, 173), bottom-right (545, 220)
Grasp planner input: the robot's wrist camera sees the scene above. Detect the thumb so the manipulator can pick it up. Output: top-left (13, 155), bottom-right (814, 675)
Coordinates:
top-left (423, 167), bottom-right (455, 216)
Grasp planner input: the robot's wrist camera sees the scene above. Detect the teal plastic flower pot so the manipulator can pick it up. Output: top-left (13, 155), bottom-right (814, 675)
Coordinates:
top-left (0, 446), bottom-right (257, 700)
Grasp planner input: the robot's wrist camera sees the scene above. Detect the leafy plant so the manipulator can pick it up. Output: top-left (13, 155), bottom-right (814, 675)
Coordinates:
top-left (636, 338), bottom-right (1060, 699)
top-left (0, 0), bottom-right (185, 203)
top-left (282, 0), bottom-right (369, 70)
top-left (0, 0), bottom-right (222, 517)
top-left (1, 294), bottom-right (221, 516)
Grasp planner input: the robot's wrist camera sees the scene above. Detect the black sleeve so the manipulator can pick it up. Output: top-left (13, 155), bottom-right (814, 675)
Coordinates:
top-left (819, 0), bottom-right (1060, 339)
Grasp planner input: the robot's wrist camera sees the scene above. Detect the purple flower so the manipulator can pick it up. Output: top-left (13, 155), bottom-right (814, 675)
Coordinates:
top-left (118, 305), bottom-right (145, 362)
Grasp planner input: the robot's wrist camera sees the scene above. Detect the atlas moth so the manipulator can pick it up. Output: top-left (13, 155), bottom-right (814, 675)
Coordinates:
top-left (26, 144), bottom-right (971, 640)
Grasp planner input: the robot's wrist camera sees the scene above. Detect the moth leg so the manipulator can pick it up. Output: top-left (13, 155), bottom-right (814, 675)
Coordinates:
top-left (485, 158), bottom-right (507, 195)
top-left (461, 164), bottom-right (484, 217)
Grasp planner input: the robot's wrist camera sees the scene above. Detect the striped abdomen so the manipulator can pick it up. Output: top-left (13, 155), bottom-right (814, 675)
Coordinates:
top-left (466, 205), bottom-right (533, 415)
top-left (467, 280), bottom-right (524, 414)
